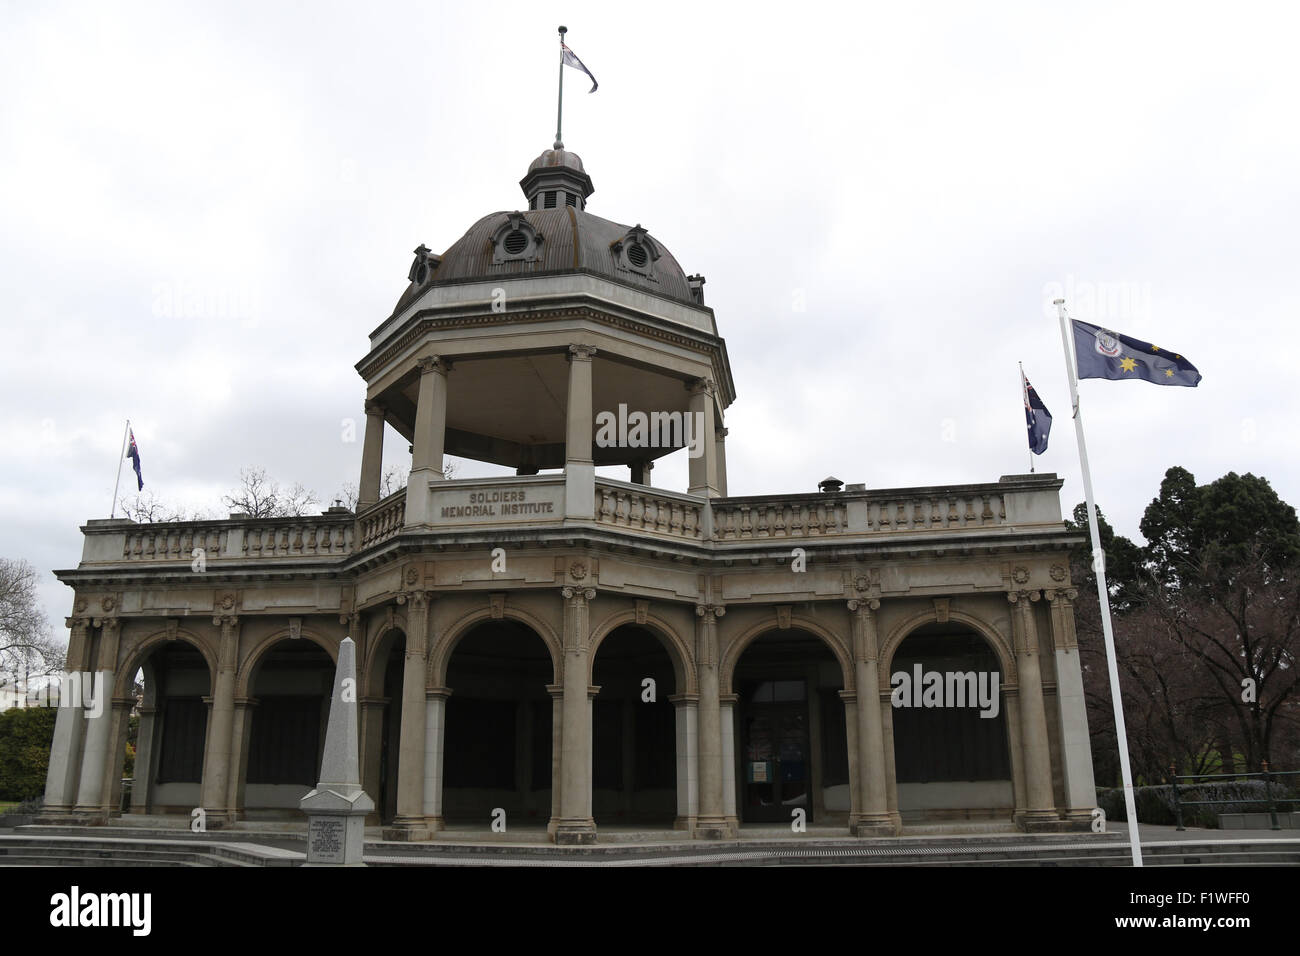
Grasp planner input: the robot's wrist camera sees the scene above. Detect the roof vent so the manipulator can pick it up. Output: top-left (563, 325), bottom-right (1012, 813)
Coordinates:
top-left (818, 476), bottom-right (844, 493)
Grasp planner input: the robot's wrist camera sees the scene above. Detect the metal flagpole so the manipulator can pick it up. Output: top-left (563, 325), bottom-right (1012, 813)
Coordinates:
top-left (110, 418), bottom-right (129, 518)
top-left (1054, 297), bottom-right (1143, 867)
top-left (1019, 361), bottom-right (1033, 473)
top-left (554, 25), bottom-right (567, 149)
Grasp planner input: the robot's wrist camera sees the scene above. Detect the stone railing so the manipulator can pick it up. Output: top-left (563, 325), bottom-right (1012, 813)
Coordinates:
top-left (595, 480), bottom-right (705, 540)
top-left (357, 489), bottom-right (406, 549)
top-left (709, 482), bottom-right (1038, 542)
top-left (710, 498), bottom-right (849, 540)
top-left (106, 513), bottom-right (356, 563)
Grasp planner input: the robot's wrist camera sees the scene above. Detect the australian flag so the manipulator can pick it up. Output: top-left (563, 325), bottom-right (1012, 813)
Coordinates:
top-left (1023, 371), bottom-right (1052, 455)
top-left (1072, 319), bottom-right (1201, 387)
top-left (127, 428), bottom-right (143, 490)
top-left (561, 41), bottom-right (598, 93)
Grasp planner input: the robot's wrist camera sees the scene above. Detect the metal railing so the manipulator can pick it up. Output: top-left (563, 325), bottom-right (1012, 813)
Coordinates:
top-left (1169, 761), bottom-right (1299, 831)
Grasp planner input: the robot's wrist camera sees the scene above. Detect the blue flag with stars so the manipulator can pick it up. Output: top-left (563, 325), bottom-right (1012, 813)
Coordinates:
top-left (1072, 319), bottom-right (1201, 387)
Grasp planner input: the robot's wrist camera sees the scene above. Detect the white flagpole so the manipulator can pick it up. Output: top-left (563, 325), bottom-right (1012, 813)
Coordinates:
top-left (110, 419), bottom-right (129, 518)
top-left (1055, 298), bottom-right (1143, 867)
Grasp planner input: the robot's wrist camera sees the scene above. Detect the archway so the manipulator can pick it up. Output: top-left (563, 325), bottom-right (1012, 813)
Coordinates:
top-left (241, 639), bottom-right (335, 817)
top-left (886, 623), bottom-right (1013, 822)
top-left (442, 619), bottom-right (554, 829)
top-left (122, 641), bottom-right (211, 815)
top-left (732, 629), bottom-right (850, 826)
top-left (591, 624), bottom-right (676, 826)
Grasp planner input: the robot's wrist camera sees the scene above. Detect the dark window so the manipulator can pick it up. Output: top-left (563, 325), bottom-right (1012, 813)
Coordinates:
top-left (593, 699), bottom-right (624, 790)
top-left (634, 698), bottom-right (675, 789)
top-left (156, 697), bottom-right (206, 784)
top-left (246, 696), bottom-right (321, 786)
top-left (444, 698), bottom-right (515, 789)
top-left (544, 191), bottom-right (557, 209)
top-left (530, 700), bottom-right (552, 790)
top-left (819, 690), bottom-right (849, 787)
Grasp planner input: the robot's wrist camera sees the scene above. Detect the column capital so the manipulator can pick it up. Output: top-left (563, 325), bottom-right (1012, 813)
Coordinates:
top-left (1045, 587), bottom-right (1079, 604)
top-left (695, 603), bottom-right (726, 619)
top-left (416, 355), bottom-right (451, 376)
top-left (211, 613), bottom-right (240, 628)
top-left (716, 426), bottom-right (729, 440)
top-left (568, 343), bottom-right (598, 362)
top-left (847, 598), bottom-right (880, 614)
top-left (1007, 589), bottom-right (1041, 605)
top-left (363, 399), bottom-right (386, 417)
top-left (561, 586), bottom-right (597, 604)
top-left (686, 377), bottom-right (715, 397)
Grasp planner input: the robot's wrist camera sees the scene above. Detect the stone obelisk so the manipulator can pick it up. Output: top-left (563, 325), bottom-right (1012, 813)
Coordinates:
top-left (299, 637), bottom-right (374, 866)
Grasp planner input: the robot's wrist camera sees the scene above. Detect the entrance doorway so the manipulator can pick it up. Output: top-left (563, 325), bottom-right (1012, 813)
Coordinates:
top-left (740, 679), bottom-right (810, 822)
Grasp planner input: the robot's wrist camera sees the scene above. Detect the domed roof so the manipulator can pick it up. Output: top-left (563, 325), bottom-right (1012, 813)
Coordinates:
top-left (390, 149), bottom-right (703, 316)
top-left (528, 148), bottom-right (585, 173)
top-left (399, 208), bottom-right (695, 308)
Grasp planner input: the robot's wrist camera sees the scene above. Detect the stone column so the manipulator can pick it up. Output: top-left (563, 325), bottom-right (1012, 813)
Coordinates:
top-left (423, 687), bottom-right (450, 832)
top-left (201, 614), bottom-right (239, 826)
top-left (101, 696), bottom-right (134, 815)
top-left (670, 694), bottom-right (699, 830)
top-left (74, 619), bottom-right (119, 818)
top-left (565, 345), bottom-right (597, 519)
top-left (686, 379), bottom-right (719, 498)
top-left (848, 599), bottom-right (895, 834)
top-left (1047, 587), bottom-right (1097, 827)
top-left (43, 616), bottom-right (90, 816)
top-left (714, 426), bottom-right (729, 497)
top-left (387, 591), bottom-right (432, 839)
top-left (1010, 589), bottom-right (1058, 830)
top-left (227, 697), bottom-right (255, 820)
top-left (404, 359), bottom-right (451, 527)
top-left (547, 686), bottom-right (564, 837)
top-left (358, 400), bottom-right (386, 509)
top-left (629, 459), bottom-right (654, 486)
top-left (693, 604), bottom-right (730, 838)
top-left (131, 701), bottom-right (158, 814)
top-left (720, 692), bottom-right (739, 829)
top-left (555, 586), bottom-right (597, 843)
top-left (359, 696), bottom-right (388, 824)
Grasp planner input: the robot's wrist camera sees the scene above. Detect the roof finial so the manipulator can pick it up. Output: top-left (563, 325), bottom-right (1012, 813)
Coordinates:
top-left (554, 26), bottom-right (568, 150)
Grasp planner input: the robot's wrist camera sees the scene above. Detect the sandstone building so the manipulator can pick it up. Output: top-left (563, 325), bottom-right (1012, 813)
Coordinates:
top-left (45, 145), bottom-right (1095, 843)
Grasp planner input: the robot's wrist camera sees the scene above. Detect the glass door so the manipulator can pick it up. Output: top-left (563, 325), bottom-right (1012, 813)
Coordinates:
top-left (741, 680), bottom-right (809, 822)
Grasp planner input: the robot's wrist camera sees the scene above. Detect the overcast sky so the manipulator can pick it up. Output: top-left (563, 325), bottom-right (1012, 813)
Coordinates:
top-left (3, 1), bottom-right (1298, 644)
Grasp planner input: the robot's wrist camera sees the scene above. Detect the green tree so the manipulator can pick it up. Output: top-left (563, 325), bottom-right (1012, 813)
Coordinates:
top-left (1139, 467), bottom-right (1300, 771)
top-left (0, 705), bottom-right (57, 802)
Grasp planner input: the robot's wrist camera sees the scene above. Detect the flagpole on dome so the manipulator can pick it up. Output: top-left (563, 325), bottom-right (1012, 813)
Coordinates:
top-left (1055, 297), bottom-right (1143, 867)
top-left (110, 418), bottom-right (129, 518)
top-left (554, 25), bottom-right (567, 150)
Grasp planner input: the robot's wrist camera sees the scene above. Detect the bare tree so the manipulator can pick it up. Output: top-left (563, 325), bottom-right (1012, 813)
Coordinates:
top-left (117, 489), bottom-right (188, 523)
top-left (333, 460), bottom-right (456, 513)
top-left (221, 466), bottom-right (319, 518)
top-left (0, 558), bottom-right (63, 682)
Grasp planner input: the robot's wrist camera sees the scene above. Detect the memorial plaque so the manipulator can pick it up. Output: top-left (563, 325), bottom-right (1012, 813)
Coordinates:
top-left (308, 817), bottom-right (346, 864)
top-left (431, 482), bottom-right (564, 525)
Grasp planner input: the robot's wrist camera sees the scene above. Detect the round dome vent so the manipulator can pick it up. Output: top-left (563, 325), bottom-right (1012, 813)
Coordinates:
top-left (503, 230), bottom-right (529, 255)
top-left (627, 242), bottom-right (648, 268)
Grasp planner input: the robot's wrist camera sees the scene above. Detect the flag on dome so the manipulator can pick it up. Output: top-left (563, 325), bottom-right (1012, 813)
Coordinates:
top-left (127, 428), bottom-right (143, 490)
top-left (1072, 319), bottom-right (1201, 387)
top-left (561, 42), bottom-right (598, 93)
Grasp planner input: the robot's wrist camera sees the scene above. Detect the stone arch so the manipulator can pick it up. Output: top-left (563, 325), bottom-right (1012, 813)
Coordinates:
top-left (362, 616), bottom-right (409, 699)
top-left (114, 628), bottom-right (217, 698)
top-left (588, 608), bottom-right (693, 694)
top-left (428, 604), bottom-right (562, 688)
top-left (719, 614), bottom-right (853, 697)
top-left (879, 608), bottom-right (1017, 691)
top-left (235, 626), bottom-right (338, 697)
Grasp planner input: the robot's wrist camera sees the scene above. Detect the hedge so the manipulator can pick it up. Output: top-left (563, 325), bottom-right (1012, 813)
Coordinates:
top-left (1097, 780), bottom-right (1300, 828)
top-left (0, 706), bottom-right (58, 802)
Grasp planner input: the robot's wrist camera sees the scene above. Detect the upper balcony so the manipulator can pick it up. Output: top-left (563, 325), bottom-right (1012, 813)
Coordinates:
top-left (60, 472), bottom-right (1073, 585)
